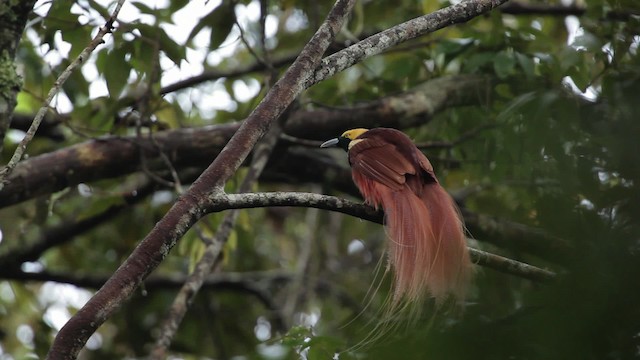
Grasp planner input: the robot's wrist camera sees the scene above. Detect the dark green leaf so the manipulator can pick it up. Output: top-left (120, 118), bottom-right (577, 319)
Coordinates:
top-left (464, 52), bottom-right (494, 73)
top-left (158, 29), bottom-right (186, 65)
top-left (131, 1), bottom-right (156, 15)
top-left (103, 46), bottom-right (131, 98)
top-left (187, 2), bottom-right (236, 49)
top-left (515, 52), bottom-right (536, 79)
top-left (62, 26), bottom-right (92, 59)
top-left (493, 50), bottom-right (516, 79)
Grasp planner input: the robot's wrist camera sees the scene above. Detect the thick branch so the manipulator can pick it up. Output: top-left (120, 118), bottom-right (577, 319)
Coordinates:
top-left (0, 124), bottom-right (234, 208)
top-left (0, 75), bottom-right (488, 208)
top-left (286, 75), bottom-right (489, 139)
top-left (462, 209), bottom-right (573, 261)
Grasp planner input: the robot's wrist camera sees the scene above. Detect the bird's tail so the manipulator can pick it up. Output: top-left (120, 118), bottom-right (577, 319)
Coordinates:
top-left (375, 182), bottom-right (471, 307)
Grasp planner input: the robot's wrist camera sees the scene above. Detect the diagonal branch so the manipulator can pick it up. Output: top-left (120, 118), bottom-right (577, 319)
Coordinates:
top-left (306, 0), bottom-right (510, 89)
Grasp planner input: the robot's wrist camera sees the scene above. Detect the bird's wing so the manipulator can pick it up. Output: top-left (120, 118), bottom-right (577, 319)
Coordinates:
top-left (413, 148), bottom-right (437, 183)
top-left (349, 137), bottom-right (416, 191)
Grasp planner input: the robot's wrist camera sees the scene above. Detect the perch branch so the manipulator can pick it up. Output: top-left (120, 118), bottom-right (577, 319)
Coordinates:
top-left (208, 191), bottom-right (556, 282)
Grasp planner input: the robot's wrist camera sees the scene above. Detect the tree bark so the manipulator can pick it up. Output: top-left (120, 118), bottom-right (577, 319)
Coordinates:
top-left (0, 0), bottom-right (37, 153)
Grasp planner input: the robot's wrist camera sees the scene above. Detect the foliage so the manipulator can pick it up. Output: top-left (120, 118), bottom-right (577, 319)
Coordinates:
top-left (1, 0), bottom-right (639, 359)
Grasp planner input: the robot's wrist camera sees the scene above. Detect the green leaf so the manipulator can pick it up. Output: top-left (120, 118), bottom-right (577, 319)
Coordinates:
top-left (464, 52), bottom-right (494, 73)
top-left (169, 0), bottom-right (190, 12)
top-left (44, 1), bottom-right (78, 32)
top-left (62, 26), bottom-right (93, 59)
top-left (493, 50), bottom-right (516, 79)
top-left (188, 2), bottom-right (236, 49)
top-left (129, 40), bottom-right (155, 75)
top-left (210, 3), bottom-right (236, 49)
top-left (558, 47), bottom-right (582, 71)
top-left (572, 32), bottom-right (602, 52)
top-left (131, 1), bottom-right (156, 15)
top-left (86, 0), bottom-right (112, 20)
top-left (102, 46), bottom-right (130, 98)
top-left (158, 28), bottom-right (186, 65)
top-left (435, 38), bottom-right (474, 63)
top-left (77, 195), bottom-right (125, 221)
top-left (515, 52), bottom-right (536, 79)
top-left (567, 68), bottom-right (591, 92)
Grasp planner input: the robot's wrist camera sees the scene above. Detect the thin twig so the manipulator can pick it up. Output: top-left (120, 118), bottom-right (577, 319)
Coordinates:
top-left (0, 0), bottom-right (126, 189)
top-left (259, 0), bottom-right (272, 68)
top-left (415, 123), bottom-right (499, 149)
top-left (499, 2), bottom-right (637, 20)
top-left (469, 248), bottom-right (556, 282)
top-left (0, 181), bottom-right (156, 269)
top-left (279, 133), bottom-right (325, 147)
top-left (0, 268), bottom-right (289, 312)
top-left (233, 7), bottom-right (268, 69)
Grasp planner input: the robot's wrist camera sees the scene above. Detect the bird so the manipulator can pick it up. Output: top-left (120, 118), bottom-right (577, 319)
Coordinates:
top-left (321, 128), bottom-right (471, 308)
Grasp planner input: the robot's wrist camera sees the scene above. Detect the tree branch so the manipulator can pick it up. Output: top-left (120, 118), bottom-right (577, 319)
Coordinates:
top-left (0, 75), bottom-right (489, 208)
top-left (0, 268), bottom-right (287, 318)
top-left (499, 2), bottom-right (638, 20)
top-left (0, 124), bottom-right (237, 208)
top-left (306, 0), bottom-right (510, 89)
top-left (286, 75), bottom-right (490, 139)
top-left (462, 209), bottom-right (573, 261)
top-left (208, 191), bottom-right (557, 282)
top-left (158, 53), bottom-right (297, 96)
top-left (0, 193), bottom-right (556, 284)
top-left (0, 181), bottom-right (156, 269)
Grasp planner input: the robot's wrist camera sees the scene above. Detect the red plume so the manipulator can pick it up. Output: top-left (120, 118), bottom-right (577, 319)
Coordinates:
top-left (348, 128), bottom-right (471, 306)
